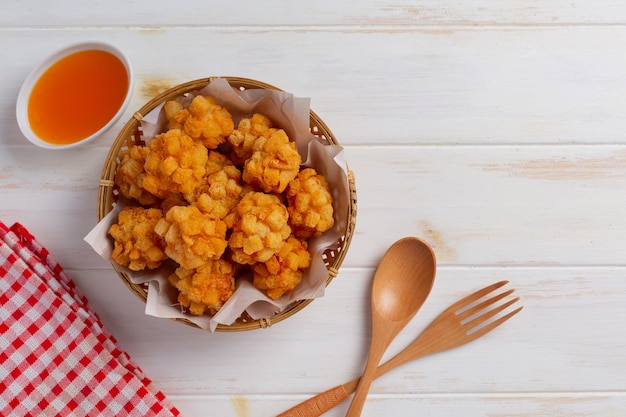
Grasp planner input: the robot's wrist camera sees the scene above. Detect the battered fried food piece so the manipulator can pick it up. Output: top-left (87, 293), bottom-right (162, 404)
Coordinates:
top-left (242, 128), bottom-right (301, 193)
top-left (228, 113), bottom-right (275, 162)
top-left (252, 235), bottom-right (311, 299)
top-left (168, 260), bottom-right (236, 315)
top-left (154, 205), bottom-right (228, 269)
top-left (142, 129), bottom-right (208, 198)
top-left (286, 168), bottom-right (335, 239)
top-left (166, 95), bottom-right (234, 149)
top-left (163, 100), bottom-right (184, 130)
top-left (185, 151), bottom-right (234, 200)
top-left (108, 206), bottom-right (167, 271)
top-left (114, 145), bottom-right (159, 206)
top-left (228, 191), bottom-right (291, 264)
top-left (184, 150), bottom-right (242, 203)
top-left (183, 151), bottom-right (244, 228)
top-left (191, 170), bottom-right (244, 228)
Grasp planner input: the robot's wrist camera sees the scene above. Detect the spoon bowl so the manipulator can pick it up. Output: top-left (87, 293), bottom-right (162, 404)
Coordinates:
top-left (345, 237), bottom-right (436, 417)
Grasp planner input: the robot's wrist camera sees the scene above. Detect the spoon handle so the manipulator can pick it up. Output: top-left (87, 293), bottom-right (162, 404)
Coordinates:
top-left (275, 317), bottom-right (439, 417)
top-left (344, 347), bottom-right (384, 417)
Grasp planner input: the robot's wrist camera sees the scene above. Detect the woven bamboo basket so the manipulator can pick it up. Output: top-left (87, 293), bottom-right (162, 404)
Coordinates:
top-left (98, 76), bottom-right (357, 331)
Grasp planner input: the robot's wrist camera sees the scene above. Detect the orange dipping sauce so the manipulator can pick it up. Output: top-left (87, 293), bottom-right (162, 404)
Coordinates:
top-left (27, 49), bottom-right (129, 145)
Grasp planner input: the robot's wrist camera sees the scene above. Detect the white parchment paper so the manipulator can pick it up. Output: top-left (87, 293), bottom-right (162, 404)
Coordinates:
top-left (85, 78), bottom-right (349, 332)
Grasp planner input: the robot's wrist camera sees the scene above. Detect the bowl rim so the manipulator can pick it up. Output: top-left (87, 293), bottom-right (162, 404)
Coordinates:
top-left (15, 41), bottom-right (134, 150)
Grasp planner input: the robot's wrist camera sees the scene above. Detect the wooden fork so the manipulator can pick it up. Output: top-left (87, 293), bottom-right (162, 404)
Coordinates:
top-left (277, 280), bottom-right (522, 417)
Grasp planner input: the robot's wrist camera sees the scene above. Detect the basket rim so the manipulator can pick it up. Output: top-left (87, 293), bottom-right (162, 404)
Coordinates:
top-left (98, 76), bottom-right (357, 332)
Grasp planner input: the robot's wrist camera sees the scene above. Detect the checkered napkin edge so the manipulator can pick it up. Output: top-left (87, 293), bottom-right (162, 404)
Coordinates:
top-left (0, 221), bottom-right (181, 417)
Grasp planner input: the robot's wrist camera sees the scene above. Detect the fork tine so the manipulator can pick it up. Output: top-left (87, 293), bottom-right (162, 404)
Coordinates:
top-left (449, 280), bottom-right (509, 311)
top-left (465, 296), bottom-right (520, 329)
top-left (457, 288), bottom-right (515, 321)
top-left (466, 304), bottom-right (523, 339)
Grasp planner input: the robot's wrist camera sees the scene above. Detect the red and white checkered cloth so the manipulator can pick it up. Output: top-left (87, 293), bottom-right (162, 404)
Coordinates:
top-left (0, 221), bottom-right (181, 416)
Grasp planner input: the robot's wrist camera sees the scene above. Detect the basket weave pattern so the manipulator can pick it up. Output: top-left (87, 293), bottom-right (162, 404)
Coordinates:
top-left (98, 77), bottom-right (357, 331)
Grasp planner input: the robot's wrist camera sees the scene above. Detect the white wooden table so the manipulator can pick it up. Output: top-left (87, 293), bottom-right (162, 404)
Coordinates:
top-left (2, 2), bottom-right (626, 416)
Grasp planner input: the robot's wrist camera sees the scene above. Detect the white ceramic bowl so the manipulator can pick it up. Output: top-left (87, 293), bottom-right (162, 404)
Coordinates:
top-left (16, 41), bottom-right (133, 150)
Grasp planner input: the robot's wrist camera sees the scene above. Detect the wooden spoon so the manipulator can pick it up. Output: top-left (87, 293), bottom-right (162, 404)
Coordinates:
top-left (345, 237), bottom-right (436, 417)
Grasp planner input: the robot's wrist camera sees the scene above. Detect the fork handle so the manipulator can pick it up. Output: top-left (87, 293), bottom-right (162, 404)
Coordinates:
top-left (276, 384), bottom-right (350, 417)
top-left (276, 342), bottom-right (434, 417)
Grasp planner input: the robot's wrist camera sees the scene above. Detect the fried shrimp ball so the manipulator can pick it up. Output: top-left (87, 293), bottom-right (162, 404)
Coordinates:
top-left (154, 205), bottom-right (228, 269)
top-left (163, 100), bottom-right (184, 130)
top-left (286, 168), bottom-right (335, 239)
top-left (114, 145), bottom-right (159, 206)
top-left (228, 113), bottom-right (275, 162)
top-left (185, 151), bottom-right (234, 199)
top-left (252, 236), bottom-right (311, 299)
top-left (242, 129), bottom-right (302, 193)
top-left (142, 129), bottom-right (208, 198)
top-left (108, 207), bottom-right (168, 271)
top-left (168, 260), bottom-right (236, 315)
top-left (167, 95), bottom-right (234, 149)
top-left (192, 182), bottom-right (242, 230)
top-left (183, 151), bottom-right (244, 227)
top-left (184, 152), bottom-right (242, 202)
top-left (228, 191), bottom-right (291, 264)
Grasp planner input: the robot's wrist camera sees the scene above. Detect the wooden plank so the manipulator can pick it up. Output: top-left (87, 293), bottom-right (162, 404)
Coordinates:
top-left (170, 393), bottom-right (626, 417)
top-left (346, 144), bottom-right (626, 266)
top-left (3, 27), bottom-right (626, 147)
top-left (3, 0), bottom-right (626, 26)
top-left (3, 144), bottom-right (626, 267)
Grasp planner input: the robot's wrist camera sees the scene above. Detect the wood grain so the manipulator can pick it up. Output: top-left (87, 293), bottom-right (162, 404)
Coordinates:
top-left (3, 1), bottom-right (626, 26)
top-left (3, 27), bottom-right (626, 147)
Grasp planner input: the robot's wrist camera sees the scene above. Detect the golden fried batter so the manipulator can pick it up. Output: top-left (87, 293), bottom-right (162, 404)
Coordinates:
top-left (154, 205), bottom-right (228, 269)
top-left (114, 145), bottom-right (160, 206)
top-left (228, 113), bottom-right (275, 162)
top-left (108, 206), bottom-right (168, 271)
top-left (228, 191), bottom-right (291, 264)
top-left (252, 235), bottom-right (311, 299)
top-left (168, 260), bottom-right (236, 315)
top-left (163, 100), bottom-right (184, 130)
top-left (286, 168), bottom-right (335, 239)
top-left (142, 129), bottom-right (208, 198)
top-left (242, 129), bottom-right (301, 193)
top-left (183, 151), bottom-right (244, 228)
top-left (166, 95), bottom-right (234, 149)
